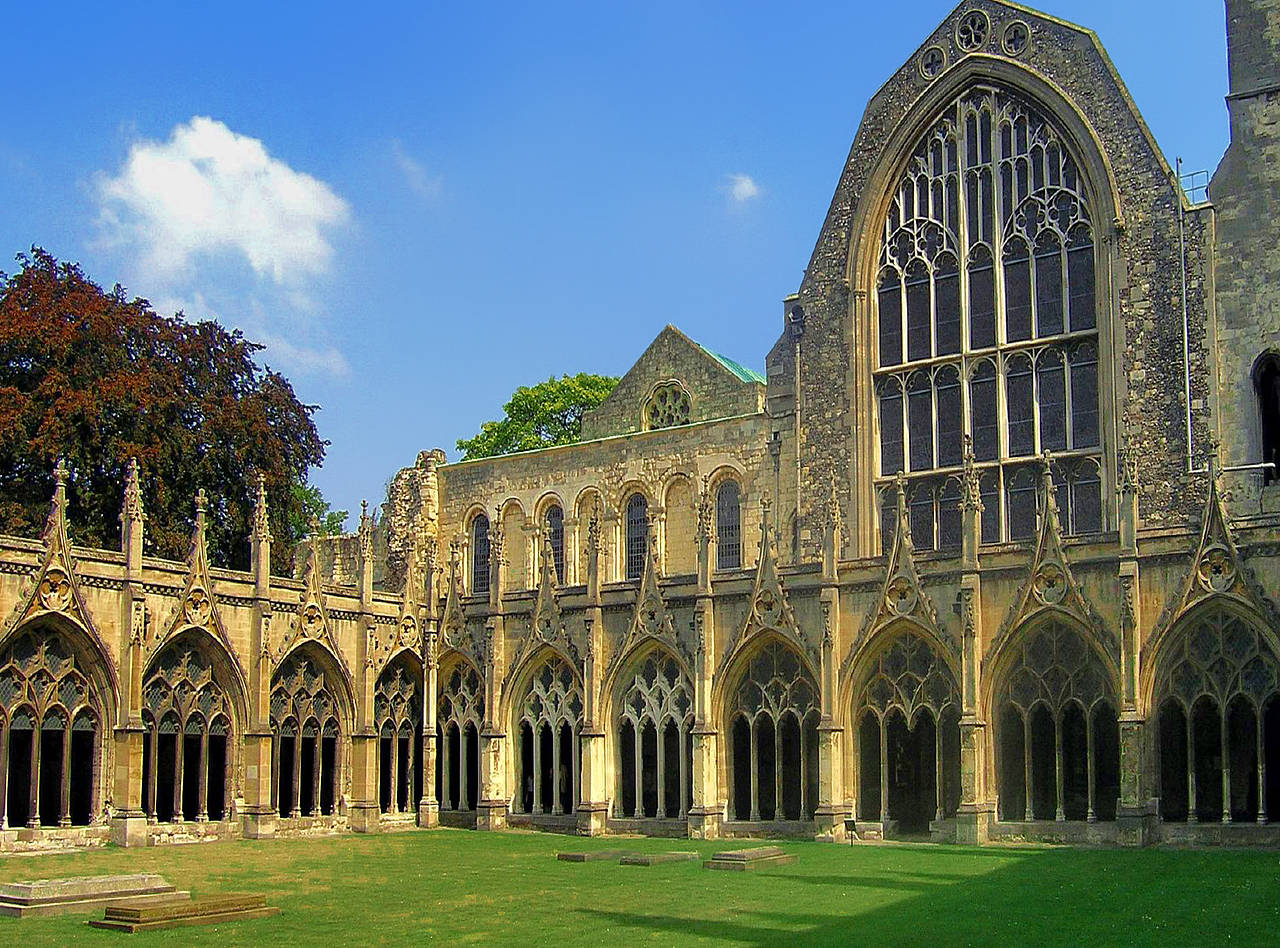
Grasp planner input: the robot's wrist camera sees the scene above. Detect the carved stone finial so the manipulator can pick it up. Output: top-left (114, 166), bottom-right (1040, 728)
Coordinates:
top-left (251, 474), bottom-right (272, 543)
top-left (1038, 452), bottom-right (1059, 521)
top-left (121, 458), bottom-right (144, 525)
top-left (53, 458), bottom-right (68, 495)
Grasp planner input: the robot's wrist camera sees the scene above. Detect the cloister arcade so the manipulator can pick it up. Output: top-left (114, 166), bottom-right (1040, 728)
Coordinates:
top-left (852, 627), bottom-right (962, 833)
top-left (513, 653), bottom-right (583, 817)
top-left (374, 652), bottom-right (423, 817)
top-left (613, 648), bottom-right (694, 820)
top-left (724, 639), bottom-right (820, 823)
top-left (436, 660), bottom-right (483, 814)
top-left (1153, 605), bottom-right (1280, 824)
top-left (141, 631), bottom-right (241, 824)
top-left (270, 647), bottom-right (347, 820)
top-left (0, 624), bottom-right (105, 829)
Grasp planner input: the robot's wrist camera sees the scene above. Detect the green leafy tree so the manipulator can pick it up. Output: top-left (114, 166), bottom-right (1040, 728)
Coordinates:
top-left (0, 248), bottom-right (331, 571)
top-left (456, 373), bottom-right (618, 460)
top-left (291, 482), bottom-right (349, 541)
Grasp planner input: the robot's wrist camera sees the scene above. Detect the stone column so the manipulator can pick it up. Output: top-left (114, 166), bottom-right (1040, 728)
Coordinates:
top-left (197, 730), bottom-right (209, 822)
top-left (0, 723), bottom-right (9, 830)
top-left (242, 478), bottom-right (278, 839)
top-left (27, 721), bottom-right (41, 828)
top-left (477, 616), bottom-right (509, 831)
top-left (1115, 443), bottom-right (1152, 847)
top-left (814, 596), bottom-right (848, 841)
top-left (112, 461), bottom-right (150, 847)
top-left (173, 732), bottom-right (185, 823)
top-left (576, 608), bottom-right (610, 835)
top-left (954, 447), bottom-right (992, 844)
top-left (419, 632), bottom-right (440, 827)
top-left (687, 603), bottom-right (721, 838)
top-left (58, 726), bottom-right (71, 827)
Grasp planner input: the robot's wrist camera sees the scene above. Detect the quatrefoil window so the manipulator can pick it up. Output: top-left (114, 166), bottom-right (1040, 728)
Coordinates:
top-left (1003, 21), bottom-right (1030, 56)
top-left (956, 10), bottom-right (990, 52)
top-left (919, 46), bottom-right (946, 80)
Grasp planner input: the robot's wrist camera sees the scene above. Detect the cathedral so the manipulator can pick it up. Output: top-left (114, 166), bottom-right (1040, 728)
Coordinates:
top-left (3, 0), bottom-right (1280, 852)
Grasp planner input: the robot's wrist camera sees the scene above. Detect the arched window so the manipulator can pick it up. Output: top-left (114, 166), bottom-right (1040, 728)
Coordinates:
top-left (0, 629), bottom-right (104, 829)
top-left (643, 381), bottom-right (692, 430)
top-left (715, 481), bottom-right (742, 571)
top-left (615, 652), bottom-right (693, 819)
top-left (1255, 354), bottom-right (1280, 485)
top-left (625, 493), bottom-right (648, 581)
top-left (470, 513), bottom-right (490, 596)
top-left (437, 664), bottom-right (483, 813)
top-left (142, 639), bottom-right (236, 824)
top-left (515, 656), bottom-right (583, 816)
top-left (545, 505), bottom-right (565, 582)
top-left (374, 656), bottom-right (422, 817)
top-left (270, 652), bottom-right (342, 819)
top-left (874, 85), bottom-right (1103, 545)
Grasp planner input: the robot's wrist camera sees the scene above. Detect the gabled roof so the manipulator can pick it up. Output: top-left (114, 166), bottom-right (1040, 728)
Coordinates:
top-left (698, 344), bottom-right (766, 384)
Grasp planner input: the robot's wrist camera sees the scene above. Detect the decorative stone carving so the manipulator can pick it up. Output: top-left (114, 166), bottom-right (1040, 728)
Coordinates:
top-left (272, 532), bottom-right (346, 670)
top-left (608, 529), bottom-right (688, 678)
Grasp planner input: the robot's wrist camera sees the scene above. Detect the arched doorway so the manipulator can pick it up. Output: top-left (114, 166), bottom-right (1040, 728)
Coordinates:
top-left (270, 648), bottom-right (346, 819)
top-left (437, 661), bottom-right (483, 814)
top-left (994, 620), bottom-right (1119, 822)
top-left (1154, 607), bottom-right (1280, 824)
top-left (725, 640), bottom-right (818, 822)
top-left (0, 626), bottom-right (107, 829)
top-left (613, 649), bottom-right (693, 820)
top-left (374, 653), bottom-right (422, 817)
top-left (514, 654), bottom-right (582, 817)
top-left (853, 629), bottom-right (961, 834)
top-left (142, 635), bottom-right (239, 824)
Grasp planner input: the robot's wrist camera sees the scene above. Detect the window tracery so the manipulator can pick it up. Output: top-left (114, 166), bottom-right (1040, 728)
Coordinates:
top-left (643, 381), bottom-right (692, 430)
top-left (625, 493), bottom-right (648, 581)
top-left (374, 657), bottom-right (421, 815)
top-left (516, 655), bottom-right (583, 816)
top-left (874, 85), bottom-right (1103, 551)
top-left (438, 664), bottom-right (483, 812)
top-left (470, 513), bottom-right (490, 596)
top-left (715, 480), bottom-right (742, 570)
top-left (270, 652), bottom-right (342, 819)
top-left (616, 652), bottom-right (693, 819)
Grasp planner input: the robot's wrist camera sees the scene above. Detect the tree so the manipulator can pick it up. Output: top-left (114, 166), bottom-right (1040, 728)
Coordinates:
top-left (0, 248), bottom-right (329, 571)
top-left (456, 373), bottom-right (618, 460)
top-left (291, 482), bottom-right (349, 540)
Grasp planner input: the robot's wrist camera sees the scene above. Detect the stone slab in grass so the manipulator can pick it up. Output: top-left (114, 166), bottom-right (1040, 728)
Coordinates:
top-left (704, 845), bottom-right (796, 871)
top-left (619, 851), bottom-right (699, 866)
top-left (556, 850), bottom-right (637, 862)
top-left (0, 874), bottom-right (189, 918)
top-left (88, 892), bottom-right (280, 933)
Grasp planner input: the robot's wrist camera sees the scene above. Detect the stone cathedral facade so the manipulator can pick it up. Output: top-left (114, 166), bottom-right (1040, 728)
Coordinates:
top-left (4, 0), bottom-right (1280, 851)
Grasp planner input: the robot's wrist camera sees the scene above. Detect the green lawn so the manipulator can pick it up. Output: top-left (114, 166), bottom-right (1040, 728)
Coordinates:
top-left (0, 830), bottom-right (1276, 945)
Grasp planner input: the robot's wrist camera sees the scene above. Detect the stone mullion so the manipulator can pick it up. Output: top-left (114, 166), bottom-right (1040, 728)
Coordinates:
top-left (404, 730), bottom-right (414, 815)
top-left (1054, 711), bottom-right (1065, 822)
top-left (28, 722), bottom-right (41, 828)
top-left (679, 723), bottom-right (689, 819)
top-left (1258, 711), bottom-right (1268, 824)
top-left (532, 725), bottom-right (543, 814)
top-left (799, 723), bottom-right (808, 820)
top-left (172, 728), bottom-right (184, 823)
top-left (1022, 713), bottom-right (1033, 821)
top-left (1186, 713), bottom-right (1197, 823)
top-left (1086, 711), bottom-right (1097, 823)
top-left (310, 735), bottom-right (321, 816)
top-left (390, 731), bottom-right (401, 814)
top-left (633, 724), bottom-right (643, 817)
top-left (749, 717), bottom-right (760, 822)
top-left (774, 718), bottom-right (783, 821)
top-left (1221, 711), bottom-right (1232, 824)
top-left (879, 716), bottom-right (889, 830)
top-left (58, 724), bottom-right (71, 826)
top-left (440, 726), bottom-right (452, 810)
top-left (0, 722), bottom-right (8, 830)
top-left (570, 724), bottom-right (580, 814)
top-left (460, 726), bottom-right (470, 811)
top-left (270, 735), bottom-right (280, 816)
top-left (655, 719), bottom-right (666, 820)
top-left (550, 723), bottom-right (562, 816)
top-left (934, 715), bottom-right (944, 822)
top-left (291, 734), bottom-right (302, 817)
top-left (196, 729), bottom-right (209, 822)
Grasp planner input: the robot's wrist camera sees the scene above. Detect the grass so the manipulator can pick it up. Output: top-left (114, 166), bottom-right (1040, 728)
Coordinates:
top-left (0, 830), bottom-right (1277, 945)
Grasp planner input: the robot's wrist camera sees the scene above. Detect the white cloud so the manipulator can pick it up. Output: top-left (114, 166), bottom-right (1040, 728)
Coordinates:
top-left (96, 116), bottom-right (349, 287)
top-left (392, 140), bottom-right (442, 200)
top-left (94, 117), bottom-right (353, 379)
top-left (727, 173), bottom-right (761, 203)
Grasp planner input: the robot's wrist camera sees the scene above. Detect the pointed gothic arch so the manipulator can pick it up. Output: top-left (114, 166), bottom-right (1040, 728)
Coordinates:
top-left (374, 650), bottom-right (423, 818)
top-left (269, 642), bottom-right (352, 820)
top-left (436, 654), bottom-right (484, 815)
top-left (507, 646), bottom-right (583, 817)
top-left (0, 617), bottom-right (113, 829)
top-left (606, 641), bottom-right (693, 821)
top-left (141, 627), bottom-right (247, 824)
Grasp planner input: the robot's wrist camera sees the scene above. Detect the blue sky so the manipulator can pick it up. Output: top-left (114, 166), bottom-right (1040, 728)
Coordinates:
top-left (0, 1), bottom-right (1228, 527)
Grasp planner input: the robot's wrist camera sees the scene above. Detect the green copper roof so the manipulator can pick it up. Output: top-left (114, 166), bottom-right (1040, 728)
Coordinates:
top-left (698, 344), bottom-right (766, 384)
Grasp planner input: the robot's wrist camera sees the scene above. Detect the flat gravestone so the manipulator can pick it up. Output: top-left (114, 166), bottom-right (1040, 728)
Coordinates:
top-left (619, 851), bottom-right (699, 866)
top-left (0, 874), bottom-right (189, 918)
top-left (556, 850), bottom-right (636, 863)
top-left (704, 845), bottom-right (796, 871)
top-left (88, 892), bottom-right (280, 933)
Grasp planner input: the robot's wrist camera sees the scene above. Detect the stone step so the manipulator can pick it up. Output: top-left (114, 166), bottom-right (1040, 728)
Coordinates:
top-left (618, 851), bottom-right (699, 866)
top-left (0, 874), bottom-right (188, 918)
top-left (704, 845), bottom-right (796, 871)
top-left (89, 893), bottom-right (280, 933)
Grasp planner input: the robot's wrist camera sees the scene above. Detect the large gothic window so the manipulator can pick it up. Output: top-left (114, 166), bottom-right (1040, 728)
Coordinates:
top-left (142, 639), bottom-right (235, 824)
top-left (270, 651), bottom-right (343, 819)
top-left (715, 480), bottom-right (742, 571)
top-left (437, 663), bottom-right (483, 812)
top-left (874, 86), bottom-right (1103, 551)
top-left (1154, 609), bottom-right (1280, 824)
top-left (625, 493), bottom-right (648, 582)
top-left (727, 641), bottom-right (819, 822)
top-left (995, 621), bottom-right (1119, 822)
top-left (374, 656), bottom-right (422, 817)
top-left (0, 629), bottom-right (102, 829)
top-left (515, 655), bottom-right (583, 816)
top-left (853, 632), bottom-right (961, 831)
top-left (615, 652), bottom-right (693, 820)
top-left (470, 513), bottom-right (490, 596)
